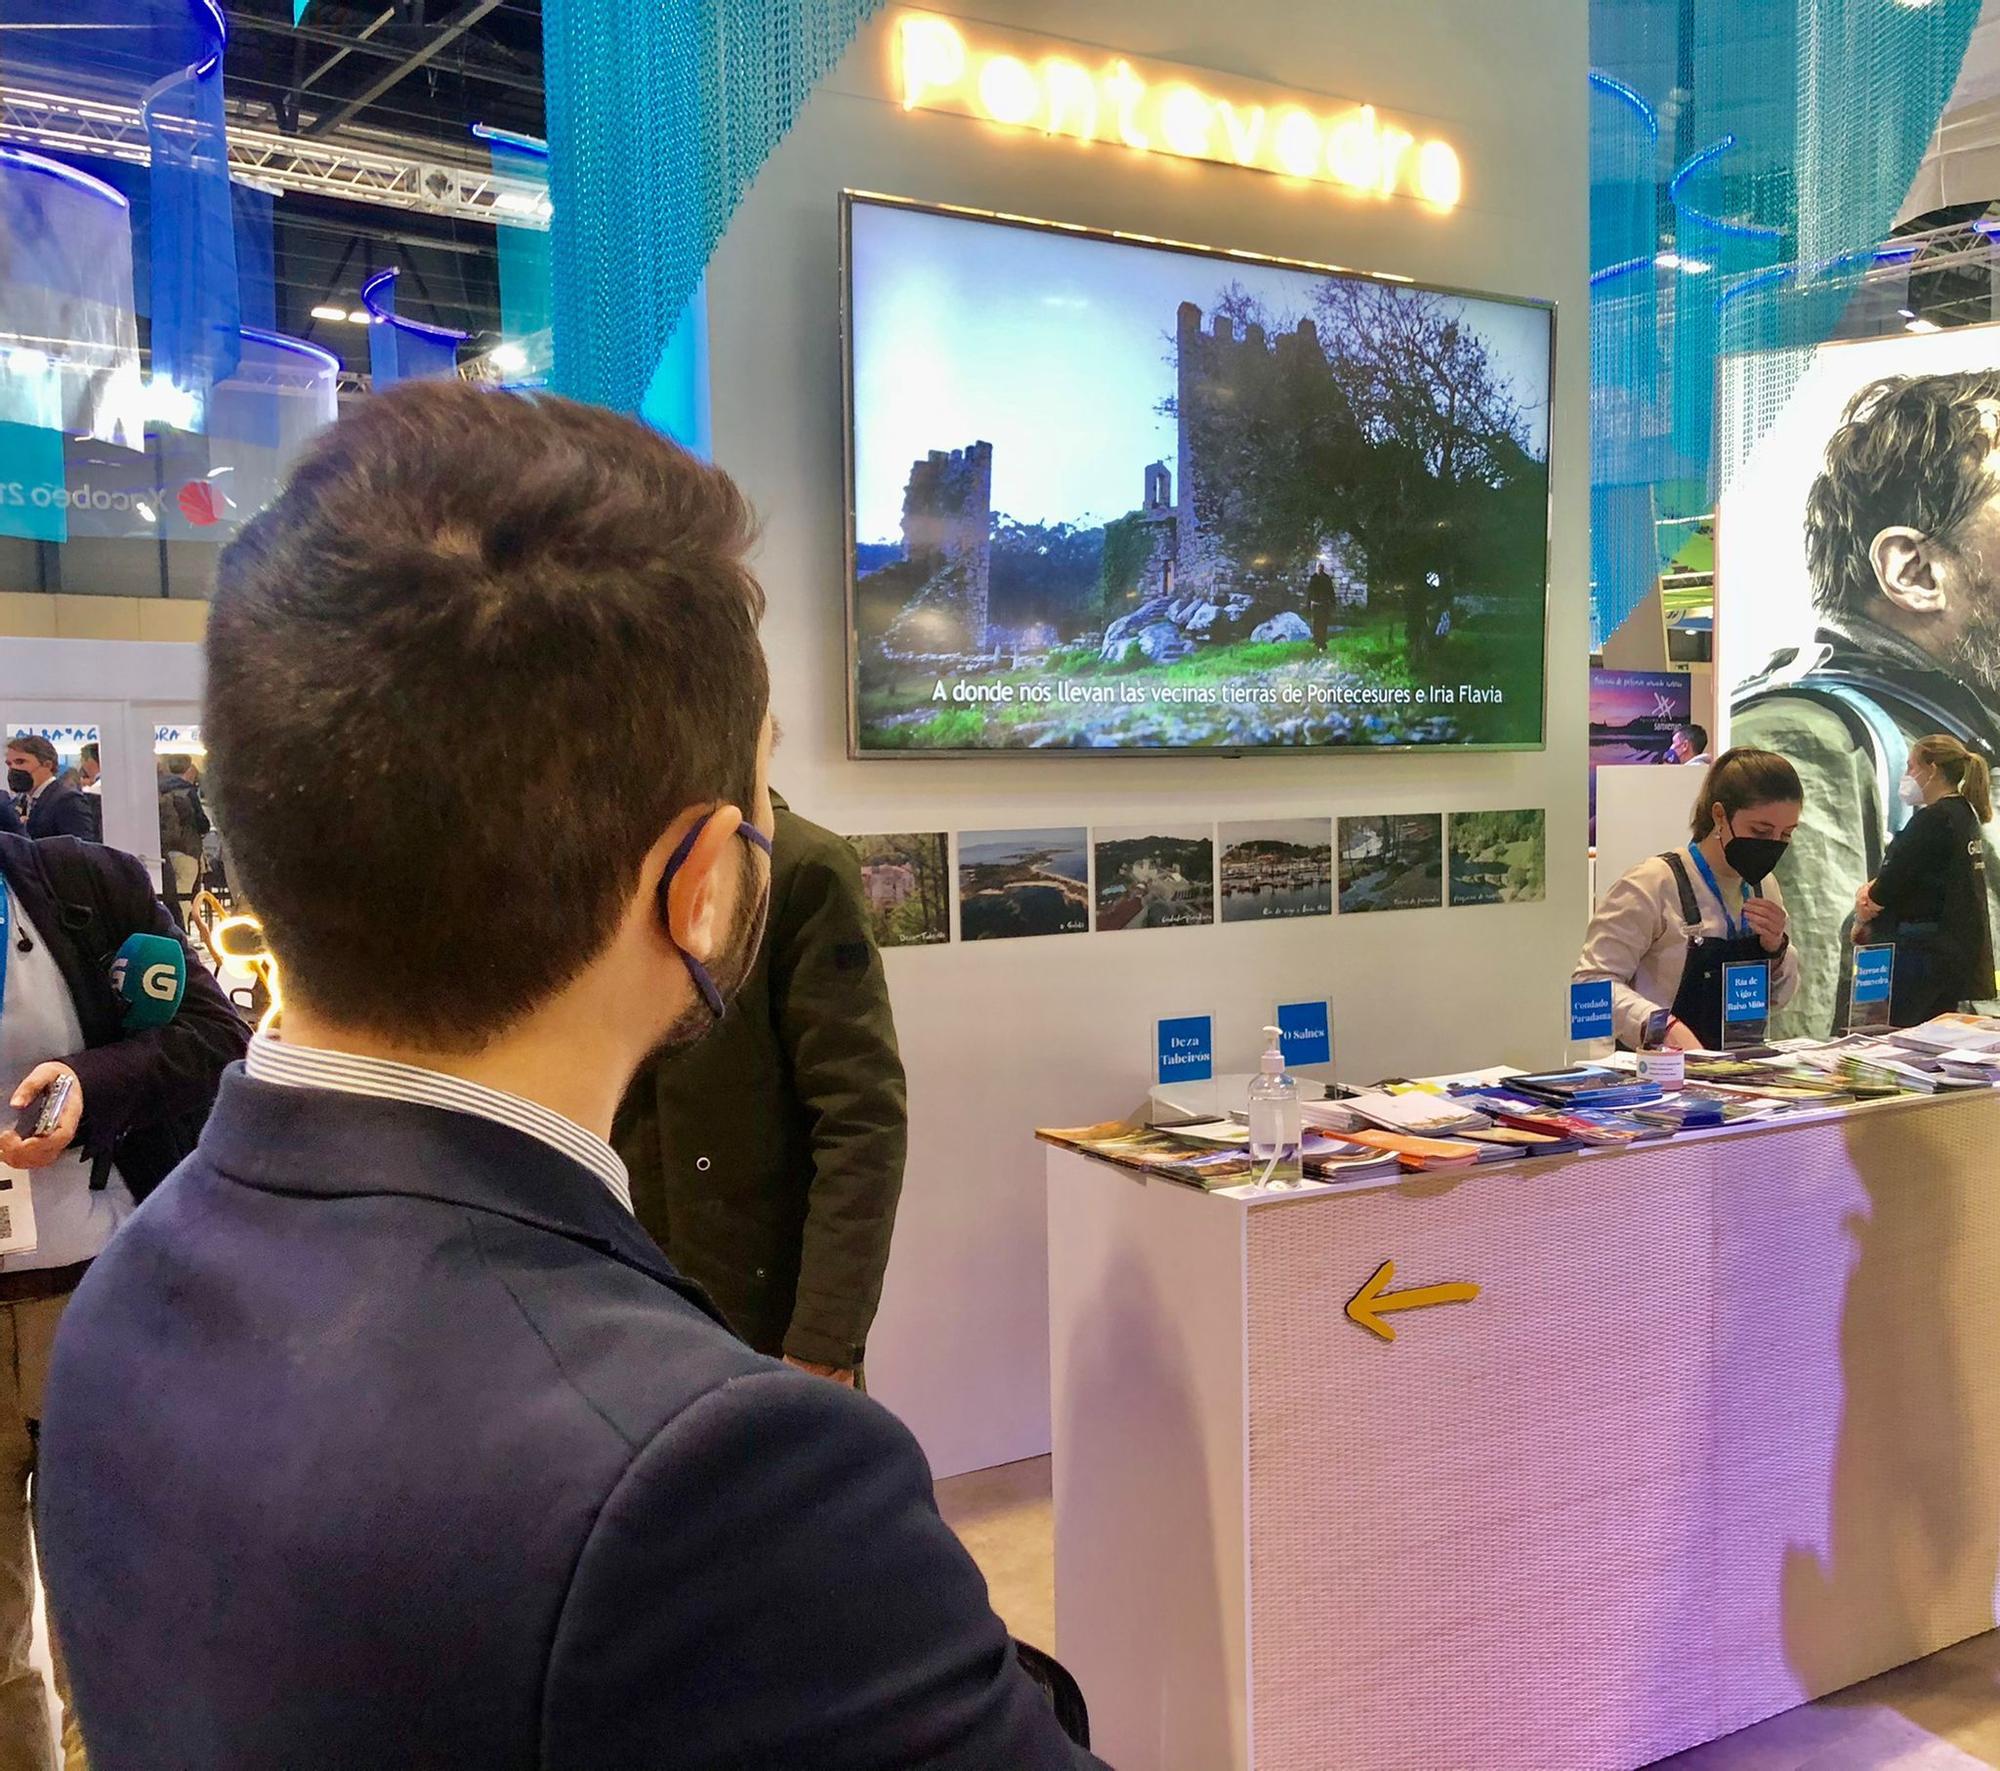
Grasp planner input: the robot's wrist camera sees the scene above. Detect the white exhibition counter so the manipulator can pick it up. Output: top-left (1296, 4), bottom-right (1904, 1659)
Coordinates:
top-left (1047, 1088), bottom-right (2000, 1771)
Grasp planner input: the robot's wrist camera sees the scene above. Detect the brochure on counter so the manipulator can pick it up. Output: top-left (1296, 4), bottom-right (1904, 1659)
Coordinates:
top-left (1037, 1014), bottom-right (2000, 1196)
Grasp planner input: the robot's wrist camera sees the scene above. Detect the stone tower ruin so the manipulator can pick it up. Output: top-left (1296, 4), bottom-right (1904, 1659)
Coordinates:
top-left (1173, 303), bottom-right (1327, 601)
top-left (888, 440), bottom-right (994, 653)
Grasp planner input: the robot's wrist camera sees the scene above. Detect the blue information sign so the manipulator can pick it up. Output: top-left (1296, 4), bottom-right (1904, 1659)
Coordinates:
top-left (1156, 1015), bottom-right (1214, 1085)
top-left (1568, 978), bottom-right (1614, 1042)
top-left (1853, 945), bottom-right (1894, 1007)
top-left (1276, 1000), bottom-right (1332, 1067)
top-left (1723, 962), bottom-right (1770, 1024)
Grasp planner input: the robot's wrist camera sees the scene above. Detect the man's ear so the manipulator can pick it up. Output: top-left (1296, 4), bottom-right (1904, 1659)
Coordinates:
top-left (650, 807), bottom-right (743, 965)
top-left (1871, 526), bottom-right (1951, 615)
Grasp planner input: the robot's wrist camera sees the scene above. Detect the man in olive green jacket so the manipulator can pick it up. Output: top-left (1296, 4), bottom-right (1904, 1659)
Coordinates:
top-left (614, 794), bottom-right (907, 1384)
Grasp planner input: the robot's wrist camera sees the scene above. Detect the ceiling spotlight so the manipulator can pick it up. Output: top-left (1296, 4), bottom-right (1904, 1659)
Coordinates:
top-left (310, 304), bottom-right (346, 322)
top-left (347, 311), bottom-right (372, 325)
top-left (489, 342), bottom-right (529, 375)
top-left (1907, 316), bottom-right (1941, 334)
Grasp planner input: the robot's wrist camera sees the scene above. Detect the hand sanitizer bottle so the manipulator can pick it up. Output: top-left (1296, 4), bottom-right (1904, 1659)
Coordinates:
top-left (1247, 1025), bottom-right (1302, 1189)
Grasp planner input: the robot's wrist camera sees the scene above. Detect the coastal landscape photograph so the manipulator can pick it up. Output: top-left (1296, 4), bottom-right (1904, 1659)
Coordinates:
top-left (958, 827), bottom-right (1090, 940)
top-left (1093, 827), bottom-right (1215, 932)
top-left (1219, 820), bottom-right (1334, 922)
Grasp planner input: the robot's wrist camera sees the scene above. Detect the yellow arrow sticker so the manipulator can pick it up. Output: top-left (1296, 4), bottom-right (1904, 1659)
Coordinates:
top-left (1346, 1258), bottom-right (1479, 1342)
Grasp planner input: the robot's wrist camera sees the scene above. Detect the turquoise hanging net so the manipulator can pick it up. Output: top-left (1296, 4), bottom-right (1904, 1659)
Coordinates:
top-left (543, 0), bottom-right (887, 415)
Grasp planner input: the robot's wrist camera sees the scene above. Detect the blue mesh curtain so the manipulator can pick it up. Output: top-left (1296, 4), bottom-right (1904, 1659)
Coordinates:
top-left (1588, 0), bottom-right (1980, 649)
top-left (543, 0), bottom-right (887, 416)
top-left (478, 131), bottom-right (552, 344)
top-left (1589, 74), bottom-right (1664, 648)
top-left (233, 183), bottom-right (277, 337)
top-left (142, 0), bottom-right (240, 412)
top-left (0, 149), bottom-right (141, 450)
top-left (3, 0), bottom-right (239, 428)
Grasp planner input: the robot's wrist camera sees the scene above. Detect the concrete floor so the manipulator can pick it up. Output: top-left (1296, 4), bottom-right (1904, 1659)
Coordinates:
top-left (936, 1456), bottom-right (2000, 1770)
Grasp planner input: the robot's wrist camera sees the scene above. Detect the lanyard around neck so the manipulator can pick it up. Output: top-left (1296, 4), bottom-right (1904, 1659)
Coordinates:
top-left (1687, 843), bottom-right (1750, 940)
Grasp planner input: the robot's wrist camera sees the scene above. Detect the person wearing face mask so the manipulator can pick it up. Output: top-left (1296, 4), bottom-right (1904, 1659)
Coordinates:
top-left (614, 788), bottom-right (907, 1389)
top-left (36, 385), bottom-right (1106, 1771)
top-left (6, 739), bottom-right (95, 843)
top-left (1576, 748), bottom-right (1806, 1051)
top-left (1853, 734), bottom-right (1995, 1024)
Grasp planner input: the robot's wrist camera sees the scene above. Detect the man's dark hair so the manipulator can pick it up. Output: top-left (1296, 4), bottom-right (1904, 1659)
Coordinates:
top-left (1674, 723), bottom-right (1708, 753)
top-left (7, 735), bottom-right (56, 772)
top-left (207, 382), bottom-right (770, 1049)
top-left (163, 754), bottom-right (195, 777)
top-left (80, 743), bottom-right (99, 767)
top-left (1806, 369), bottom-right (2000, 620)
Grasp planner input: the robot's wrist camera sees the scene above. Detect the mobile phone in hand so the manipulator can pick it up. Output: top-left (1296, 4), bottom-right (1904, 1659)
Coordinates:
top-left (14, 1073), bottom-right (72, 1142)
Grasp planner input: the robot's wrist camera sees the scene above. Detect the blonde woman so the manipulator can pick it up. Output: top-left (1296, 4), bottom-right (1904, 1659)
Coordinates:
top-left (1855, 734), bottom-right (1996, 1023)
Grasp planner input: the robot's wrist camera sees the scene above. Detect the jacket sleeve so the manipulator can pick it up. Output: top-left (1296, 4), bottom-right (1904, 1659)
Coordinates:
top-left (0, 800), bottom-right (19, 838)
top-left (1868, 805), bottom-right (1941, 917)
top-left (769, 839), bottom-right (908, 1368)
top-left (1575, 867), bottom-right (1673, 1049)
top-left (543, 1370), bottom-right (1105, 1771)
top-left (63, 848), bottom-right (249, 1152)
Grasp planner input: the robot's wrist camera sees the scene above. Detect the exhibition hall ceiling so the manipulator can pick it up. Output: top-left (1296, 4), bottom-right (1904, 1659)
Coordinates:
top-left (220, 0), bottom-right (545, 146)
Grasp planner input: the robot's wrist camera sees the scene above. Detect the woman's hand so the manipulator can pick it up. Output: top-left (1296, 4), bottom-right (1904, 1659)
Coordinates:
top-left (1855, 880), bottom-right (1881, 920)
top-left (1663, 1018), bottom-right (1703, 1052)
top-left (1743, 896), bottom-right (1789, 955)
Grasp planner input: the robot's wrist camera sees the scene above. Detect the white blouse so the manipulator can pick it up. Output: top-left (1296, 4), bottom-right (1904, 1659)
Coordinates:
top-left (1575, 854), bottom-right (1803, 1048)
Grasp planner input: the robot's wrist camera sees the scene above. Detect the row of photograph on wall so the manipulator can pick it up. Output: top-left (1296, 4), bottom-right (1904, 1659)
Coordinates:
top-left (846, 811), bottom-right (1547, 947)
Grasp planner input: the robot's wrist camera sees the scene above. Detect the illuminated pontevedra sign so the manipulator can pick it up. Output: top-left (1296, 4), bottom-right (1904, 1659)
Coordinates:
top-left (895, 12), bottom-right (1464, 211)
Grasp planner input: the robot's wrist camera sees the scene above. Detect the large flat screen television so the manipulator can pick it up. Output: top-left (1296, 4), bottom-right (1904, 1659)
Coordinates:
top-left (842, 193), bottom-right (1555, 756)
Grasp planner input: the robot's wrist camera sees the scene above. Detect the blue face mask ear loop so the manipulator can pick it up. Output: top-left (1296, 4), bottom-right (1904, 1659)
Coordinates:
top-left (657, 813), bottom-right (774, 1019)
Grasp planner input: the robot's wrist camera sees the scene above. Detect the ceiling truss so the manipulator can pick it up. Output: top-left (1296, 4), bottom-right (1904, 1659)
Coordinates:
top-left (0, 83), bottom-right (549, 229)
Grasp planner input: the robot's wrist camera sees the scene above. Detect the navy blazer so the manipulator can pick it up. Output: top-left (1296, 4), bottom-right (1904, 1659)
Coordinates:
top-left (26, 778), bottom-right (98, 842)
top-left (41, 1071), bottom-right (1104, 1770)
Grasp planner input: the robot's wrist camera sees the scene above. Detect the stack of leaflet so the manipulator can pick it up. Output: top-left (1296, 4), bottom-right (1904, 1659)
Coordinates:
top-left (1449, 1088), bottom-right (1647, 1147)
top-left (1343, 1089), bottom-right (1492, 1137)
top-left (1038, 1121), bottom-right (1406, 1192)
top-left (1299, 1100), bottom-right (1366, 1135)
top-left (1035, 1123), bottom-right (1262, 1191)
top-left (1781, 1036), bottom-right (1979, 1096)
top-left (1890, 1014), bottom-right (2000, 1056)
top-left (1341, 1129), bottom-right (1487, 1171)
top-left (1625, 1091), bottom-right (1772, 1131)
top-left (1506, 1068), bottom-right (1666, 1111)
top-left (1299, 1131), bottom-right (1404, 1185)
top-left (1681, 1057), bottom-right (1858, 1107)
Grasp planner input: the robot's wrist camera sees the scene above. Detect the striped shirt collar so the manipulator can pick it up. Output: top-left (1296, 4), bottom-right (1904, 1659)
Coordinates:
top-left (245, 1033), bottom-right (632, 1215)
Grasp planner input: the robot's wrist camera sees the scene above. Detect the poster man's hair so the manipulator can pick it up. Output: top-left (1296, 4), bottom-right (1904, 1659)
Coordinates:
top-left (1806, 369), bottom-right (2000, 619)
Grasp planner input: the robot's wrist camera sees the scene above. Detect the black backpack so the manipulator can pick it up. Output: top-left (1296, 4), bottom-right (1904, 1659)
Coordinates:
top-left (2, 835), bottom-right (214, 1200)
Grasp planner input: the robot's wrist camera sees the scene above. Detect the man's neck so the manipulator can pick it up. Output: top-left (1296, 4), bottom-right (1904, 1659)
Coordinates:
top-left (276, 1007), bottom-right (637, 1141)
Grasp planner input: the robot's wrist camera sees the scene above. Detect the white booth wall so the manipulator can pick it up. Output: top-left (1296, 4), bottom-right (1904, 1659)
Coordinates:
top-left (705, 0), bottom-right (1590, 1475)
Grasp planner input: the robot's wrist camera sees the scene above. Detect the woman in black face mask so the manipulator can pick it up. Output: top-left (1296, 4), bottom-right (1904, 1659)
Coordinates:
top-left (1576, 748), bottom-right (1805, 1050)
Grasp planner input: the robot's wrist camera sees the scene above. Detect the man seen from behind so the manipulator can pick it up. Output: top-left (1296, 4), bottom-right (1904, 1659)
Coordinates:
top-left (39, 383), bottom-right (1105, 1771)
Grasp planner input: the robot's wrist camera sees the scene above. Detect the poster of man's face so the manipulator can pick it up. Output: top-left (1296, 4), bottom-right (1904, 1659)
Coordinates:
top-left (1718, 322), bottom-right (2000, 710)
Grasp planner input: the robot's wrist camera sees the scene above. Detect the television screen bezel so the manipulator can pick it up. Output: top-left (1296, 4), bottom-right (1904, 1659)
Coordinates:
top-left (839, 189), bottom-right (1558, 760)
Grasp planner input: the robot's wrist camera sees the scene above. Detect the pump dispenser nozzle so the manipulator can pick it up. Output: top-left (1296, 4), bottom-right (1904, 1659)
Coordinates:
top-left (1260, 1026), bottom-right (1286, 1076)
